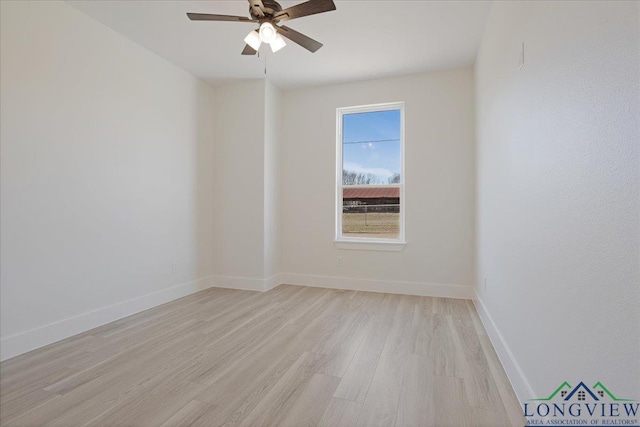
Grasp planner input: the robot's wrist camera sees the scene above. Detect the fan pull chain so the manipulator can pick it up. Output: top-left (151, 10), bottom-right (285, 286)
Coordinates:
top-left (256, 50), bottom-right (267, 76)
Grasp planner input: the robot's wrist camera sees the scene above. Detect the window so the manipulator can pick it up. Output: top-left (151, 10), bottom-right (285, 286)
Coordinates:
top-left (336, 102), bottom-right (405, 249)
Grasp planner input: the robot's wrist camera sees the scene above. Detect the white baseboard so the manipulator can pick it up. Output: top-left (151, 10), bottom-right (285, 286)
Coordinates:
top-left (264, 274), bottom-right (284, 291)
top-left (281, 273), bottom-right (474, 299)
top-left (211, 274), bottom-right (284, 292)
top-left (473, 293), bottom-right (535, 402)
top-left (211, 274), bottom-right (283, 292)
top-left (0, 275), bottom-right (214, 362)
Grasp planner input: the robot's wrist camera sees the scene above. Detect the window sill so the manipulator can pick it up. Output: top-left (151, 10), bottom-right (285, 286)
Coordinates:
top-left (334, 240), bottom-right (406, 252)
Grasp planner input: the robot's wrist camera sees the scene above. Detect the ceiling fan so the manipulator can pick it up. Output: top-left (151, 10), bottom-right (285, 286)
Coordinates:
top-left (187, 0), bottom-right (336, 55)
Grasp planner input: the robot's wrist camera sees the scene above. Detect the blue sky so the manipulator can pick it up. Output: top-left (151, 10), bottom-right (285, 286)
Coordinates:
top-left (343, 109), bottom-right (401, 183)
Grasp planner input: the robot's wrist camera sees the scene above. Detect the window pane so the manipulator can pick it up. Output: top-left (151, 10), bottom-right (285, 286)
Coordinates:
top-left (343, 110), bottom-right (401, 185)
top-left (342, 187), bottom-right (400, 239)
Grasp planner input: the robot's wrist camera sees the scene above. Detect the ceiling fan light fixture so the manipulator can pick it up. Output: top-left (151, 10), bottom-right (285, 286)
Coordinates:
top-left (270, 33), bottom-right (286, 52)
top-left (187, 0), bottom-right (336, 55)
top-left (244, 30), bottom-right (262, 51)
top-left (259, 22), bottom-right (277, 44)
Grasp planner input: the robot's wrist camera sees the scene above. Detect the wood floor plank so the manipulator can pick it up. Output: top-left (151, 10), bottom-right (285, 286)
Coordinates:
top-left (465, 300), bottom-right (487, 337)
top-left (8, 333), bottom-right (206, 426)
top-left (394, 354), bottom-right (436, 427)
top-left (452, 316), bottom-right (504, 411)
top-left (356, 295), bottom-right (415, 427)
top-left (189, 325), bottom-right (308, 425)
top-left (478, 334), bottom-right (527, 426)
top-left (470, 406), bottom-right (513, 427)
top-left (159, 399), bottom-right (212, 427)
top-left (434, 375), bottom-right (473, 426)
top-left (278, 373), bottom-right (341, 427)
top-left (187, 315), bottom-right (289, 386)
top-left (333, 293), bottom-right (398, 403)
top-left (81, 379), bottom-right (209, 427)
top-left (209, 300), bottom-right (364, 426)
top-left (0, 285), bottom-right (524, 427)
top-left (43, 319), bottom-right (204, 395)
top-left (410, 296), bottom-right (434, 356)
top-left (1, 335), bottom-right (99, 385)
top-left (317, 311), bottom-right (371, 378)
top-left (431, 314), bottom-right (465, 377)
top-left (318, 397), bottom-right (363, 427)
top-left (237, 352), bottom-right (331, 427)
top-left (0, 387), bottom-right (59, 424)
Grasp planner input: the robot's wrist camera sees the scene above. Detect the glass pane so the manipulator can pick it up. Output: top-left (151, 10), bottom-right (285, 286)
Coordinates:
top-left (343, 110), bottom-right (401, 185)
top-left (342, 187), bottom-right (400, 239)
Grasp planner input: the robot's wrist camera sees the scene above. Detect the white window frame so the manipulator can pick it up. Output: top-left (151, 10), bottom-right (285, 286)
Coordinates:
top-left (335, 102), bottom-right (406, 252)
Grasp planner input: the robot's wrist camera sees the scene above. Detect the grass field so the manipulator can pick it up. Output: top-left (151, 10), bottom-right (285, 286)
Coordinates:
top-left (342, 213), bottom-right (400, 239)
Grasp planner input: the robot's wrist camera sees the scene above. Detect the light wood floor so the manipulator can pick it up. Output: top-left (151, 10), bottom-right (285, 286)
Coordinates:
top-left (0, 285), bottom-right (525, 426)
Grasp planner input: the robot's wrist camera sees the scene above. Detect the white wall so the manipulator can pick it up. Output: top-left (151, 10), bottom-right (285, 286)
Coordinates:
top-left (280, 69), bottom-right (476, 297)
top-left (0, 0), bottom-right (216, 360)
top-left (475, 0), bottom-right (640, 400)
top-left (211, 79), bottom-right (282, 289)
top-left (212, 80), bottom-right (265, 282)
top-left (264, 81), bottom-right (282, 280)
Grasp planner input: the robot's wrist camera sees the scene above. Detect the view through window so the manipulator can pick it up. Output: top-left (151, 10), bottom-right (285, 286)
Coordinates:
top-left (337, 103), bottom-right (404, 241)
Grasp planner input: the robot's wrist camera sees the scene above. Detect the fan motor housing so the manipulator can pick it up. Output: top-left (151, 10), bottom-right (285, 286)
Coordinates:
top-left (250, 0), bottom-right (283, 20)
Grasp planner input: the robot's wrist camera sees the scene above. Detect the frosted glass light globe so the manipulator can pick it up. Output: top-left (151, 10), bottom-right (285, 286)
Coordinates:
top-left (259, 22), bottom-right (277, 44)
top-left (270, 34), bottom-right (286, 52)
top-left (244, 30), bottom-right (262, 51)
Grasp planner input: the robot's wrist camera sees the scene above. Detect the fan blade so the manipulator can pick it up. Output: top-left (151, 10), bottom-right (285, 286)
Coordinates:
top-left (274, 0), bottom-right (336, 22)
top-left (277, 25), bottom-right (323, 52)
top-left (187, 13), bottom-right (255, 22)
top-left (242, 44), bottom-right (258, 55)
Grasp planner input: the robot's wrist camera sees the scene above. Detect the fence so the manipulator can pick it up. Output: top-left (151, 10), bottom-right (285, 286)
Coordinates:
top-left (342, 204), bottom-right (400, 214)
top-left (342, 204), bottom-right (400, 230)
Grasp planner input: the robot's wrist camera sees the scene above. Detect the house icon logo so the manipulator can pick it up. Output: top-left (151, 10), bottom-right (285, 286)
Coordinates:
top-left (523, 381), bottom-right (638, 425)
top-left (530, 381), bottom-right (634, 402)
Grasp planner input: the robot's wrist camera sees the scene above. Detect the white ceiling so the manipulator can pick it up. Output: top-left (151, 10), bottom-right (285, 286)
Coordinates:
top-left (67, 0), bottom-right (492, 90)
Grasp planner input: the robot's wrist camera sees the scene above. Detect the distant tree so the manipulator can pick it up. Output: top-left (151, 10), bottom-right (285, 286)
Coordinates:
top-left (343, 170), bottom-right (386, 185)
top-left (343, 170), bottom-right (358, 185)
top-left (388, 173), bottom-right (401, 184)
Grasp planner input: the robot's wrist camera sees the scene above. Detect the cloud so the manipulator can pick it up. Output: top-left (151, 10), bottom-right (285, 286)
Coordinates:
top-left (343, 161), bottom-right (394, 179)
